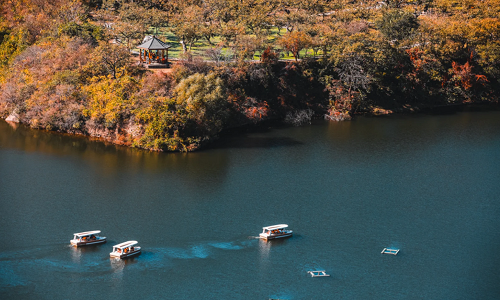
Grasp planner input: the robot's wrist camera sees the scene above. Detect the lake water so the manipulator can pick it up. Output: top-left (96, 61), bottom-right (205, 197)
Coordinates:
top-left (1, 111), bottom-right (500, 300)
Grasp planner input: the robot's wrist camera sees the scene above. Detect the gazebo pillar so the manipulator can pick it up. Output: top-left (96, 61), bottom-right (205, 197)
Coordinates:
top-left (137, 36), bottom-right (171, 66)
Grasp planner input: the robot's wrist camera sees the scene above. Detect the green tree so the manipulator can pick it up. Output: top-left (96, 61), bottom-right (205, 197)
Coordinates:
top-left (376, 9), bottom-right (419, 45)
top-left (174, 72), bottom-right (230, 136)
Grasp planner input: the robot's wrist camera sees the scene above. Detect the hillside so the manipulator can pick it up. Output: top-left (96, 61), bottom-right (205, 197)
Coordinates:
top-left (1, 0), bottom-right (499, 151)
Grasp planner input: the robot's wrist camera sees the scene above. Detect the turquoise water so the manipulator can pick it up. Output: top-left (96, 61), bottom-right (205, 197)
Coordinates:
top-left (1, 111), bottom-right (500, 299)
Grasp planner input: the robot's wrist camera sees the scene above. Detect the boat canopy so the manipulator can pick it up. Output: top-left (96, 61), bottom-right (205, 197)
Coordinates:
top-left (113, 241), bottom-right (138, 249)
top-left (262, 224), bottom-right (288, 231)
top-left (73, 230), bottom-right (101, 237)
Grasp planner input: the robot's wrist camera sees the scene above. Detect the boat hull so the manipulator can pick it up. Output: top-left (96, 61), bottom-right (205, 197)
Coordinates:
top-left (71, 238), bottom-right (106, 247)
top-left (110, 249), bottom-right (141, 259)
top-left (260, 232), bottom-right (293, 240)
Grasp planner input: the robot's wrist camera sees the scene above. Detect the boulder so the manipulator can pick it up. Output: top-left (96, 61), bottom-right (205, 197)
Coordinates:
top-left (5, 112), bottom-right (20, 123)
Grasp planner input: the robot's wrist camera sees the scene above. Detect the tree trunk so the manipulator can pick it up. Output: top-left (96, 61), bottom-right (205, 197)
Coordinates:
top-left (205, 36), bottom-right (213, 45)
top-left (180, 39), bottom-right (187, 53)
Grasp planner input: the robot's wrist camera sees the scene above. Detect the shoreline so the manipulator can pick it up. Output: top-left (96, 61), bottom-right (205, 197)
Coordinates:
top-left (3, 102), bottom-right (499, 152)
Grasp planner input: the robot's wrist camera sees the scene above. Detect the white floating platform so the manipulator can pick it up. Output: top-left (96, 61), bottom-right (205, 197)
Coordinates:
top-left (381, 248), bottom-right (400, 255)
top-left (307, 270), bottom-right (330, 277)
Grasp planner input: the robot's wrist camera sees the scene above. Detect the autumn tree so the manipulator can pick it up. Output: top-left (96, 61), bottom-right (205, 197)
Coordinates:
top-left (83, 75), bottom-right (139, 128)
top-left (233, 35), bottom-right (265, 60)
top-left (144, 8), bottom-right (170, 35)
top-left (91, 42), bottom-right (131, 79)
top-left (110, 1), bottom-right (148, 50)
top-left (170, 5), bottom-right (204, 53)
top-left (279, 31), bottom-right (312, 61)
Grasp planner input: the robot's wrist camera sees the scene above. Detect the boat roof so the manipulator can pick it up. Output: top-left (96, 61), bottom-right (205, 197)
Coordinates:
top-left (263, 224), bottom-right (288, 230)
top-left (113, 241), bottom-right (138, 249)
top-left (73, 230), bottom-right (101, 236)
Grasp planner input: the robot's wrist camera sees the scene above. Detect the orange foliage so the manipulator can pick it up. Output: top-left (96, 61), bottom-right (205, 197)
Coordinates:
top-left (244, 100), bottom-right (269, 120)
top-left (233, 96), bottom-right (269, 122)
top-left (450, 52), bottom-right (488, 90)
top-left (278, 31), bottom-right (312, 61)
top-left (325, 79), bottom-right (354, 121)
top-left (406, 48), bottom-right (424, 71)
top-left (260, 47), bottom-right (279, 63)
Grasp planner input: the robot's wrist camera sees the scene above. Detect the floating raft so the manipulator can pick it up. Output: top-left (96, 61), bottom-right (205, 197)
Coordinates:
top-left (381, 248), bottom-right (400, 255)
top-left (307, 270), bottom-right (330, 277)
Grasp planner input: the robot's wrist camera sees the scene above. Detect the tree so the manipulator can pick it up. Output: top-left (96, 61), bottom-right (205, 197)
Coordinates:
top-left (174, 72), bottom-right (230, 136)
top-left (233, 35), bottom-right (264, 60)
top-left (376, 9), bottom-right (419, 45)
top-left (205, 45), bottom-right (233, 65)
top-left (144, 8), bottom-right (170, 35)
top-left (170, 5), bottom-right (204, 52)
top-left (111, 2), bottom-right (148, 50)
top-left (279, 31), bottom-right (312, 61)
top-left (338, 54), bottom-right (371, 95)
top-left (83, 75), bottom-right (139, 128)
top-left (92, 42), bottom-right (131, 79)
top-left (326, 53), bottom-right (371, 121)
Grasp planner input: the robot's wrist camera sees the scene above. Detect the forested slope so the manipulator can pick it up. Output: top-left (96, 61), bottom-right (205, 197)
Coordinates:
top-left (0, 0), bottom-right (498, 151)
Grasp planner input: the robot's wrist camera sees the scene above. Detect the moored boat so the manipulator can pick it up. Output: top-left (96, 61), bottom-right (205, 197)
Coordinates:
top-left (259, 224), bottom-right (293, 240)
top-left (110, 241), bottom-right (141, 259)
top-left (70, 230), bottom-right (106, 247)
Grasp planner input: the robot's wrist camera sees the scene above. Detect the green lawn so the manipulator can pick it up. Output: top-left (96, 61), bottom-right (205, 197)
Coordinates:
top-left (139, 27), bottom-right (323, 61)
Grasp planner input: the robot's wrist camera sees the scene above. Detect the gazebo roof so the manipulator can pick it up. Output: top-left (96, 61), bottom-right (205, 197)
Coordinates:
top-left (137, 36), bottom-right (171, 50)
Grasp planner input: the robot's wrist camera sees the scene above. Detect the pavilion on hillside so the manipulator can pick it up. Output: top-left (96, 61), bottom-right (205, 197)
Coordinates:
top-left (137, 36), bottom-right (171, 66)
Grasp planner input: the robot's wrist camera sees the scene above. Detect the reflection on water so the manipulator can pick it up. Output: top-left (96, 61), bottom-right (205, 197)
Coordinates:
top-left (69, 245), bottom-right (82, 264)
top-left (0, 120), bottom-right (233, 194)
top-left (109, 255), bottom-right (141, 293)
top-left (110, 256), bottom-right (140, 271)
top-left (258, 239), bottom-right (271, 268)
top-left (70, 244), bottom-right (105, 264)
top-left (258, 238), bottom-right (291, 273)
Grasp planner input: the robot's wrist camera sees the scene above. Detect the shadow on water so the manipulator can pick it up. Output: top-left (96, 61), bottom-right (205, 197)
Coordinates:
top-left (0, 121), bottom-right (233, 189)
top-left (209, 135), bottom-right (303, 150)
top-left (420, 103), bottom-right (500, 115)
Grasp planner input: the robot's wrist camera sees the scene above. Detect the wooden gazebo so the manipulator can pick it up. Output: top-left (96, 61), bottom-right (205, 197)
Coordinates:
top-left (137, 36), bottom-right (171, 65)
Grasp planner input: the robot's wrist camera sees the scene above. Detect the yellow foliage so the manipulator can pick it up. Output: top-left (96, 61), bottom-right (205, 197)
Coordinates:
top-left (83, 75), bottom-right (139, 128)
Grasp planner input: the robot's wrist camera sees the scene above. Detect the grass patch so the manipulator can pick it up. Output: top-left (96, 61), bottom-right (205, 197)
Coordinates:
top-left (138, 27), bottom-right (323, 61)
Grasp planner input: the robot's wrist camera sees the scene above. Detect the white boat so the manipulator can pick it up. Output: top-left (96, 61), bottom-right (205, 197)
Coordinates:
top-left (308, 270), bottom-right (330, 277)
top-left (110, 241), bottom-right (141, 259)
top-left (381, 248), bottom-right (400, 255)
top-left (70, 230), bottom-right (106, 247)
top-left (259, 224), bottom-right (293, 240)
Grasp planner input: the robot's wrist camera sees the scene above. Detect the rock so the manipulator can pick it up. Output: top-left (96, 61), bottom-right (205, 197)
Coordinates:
top-left (5, 112), bottom-right (20, 123)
